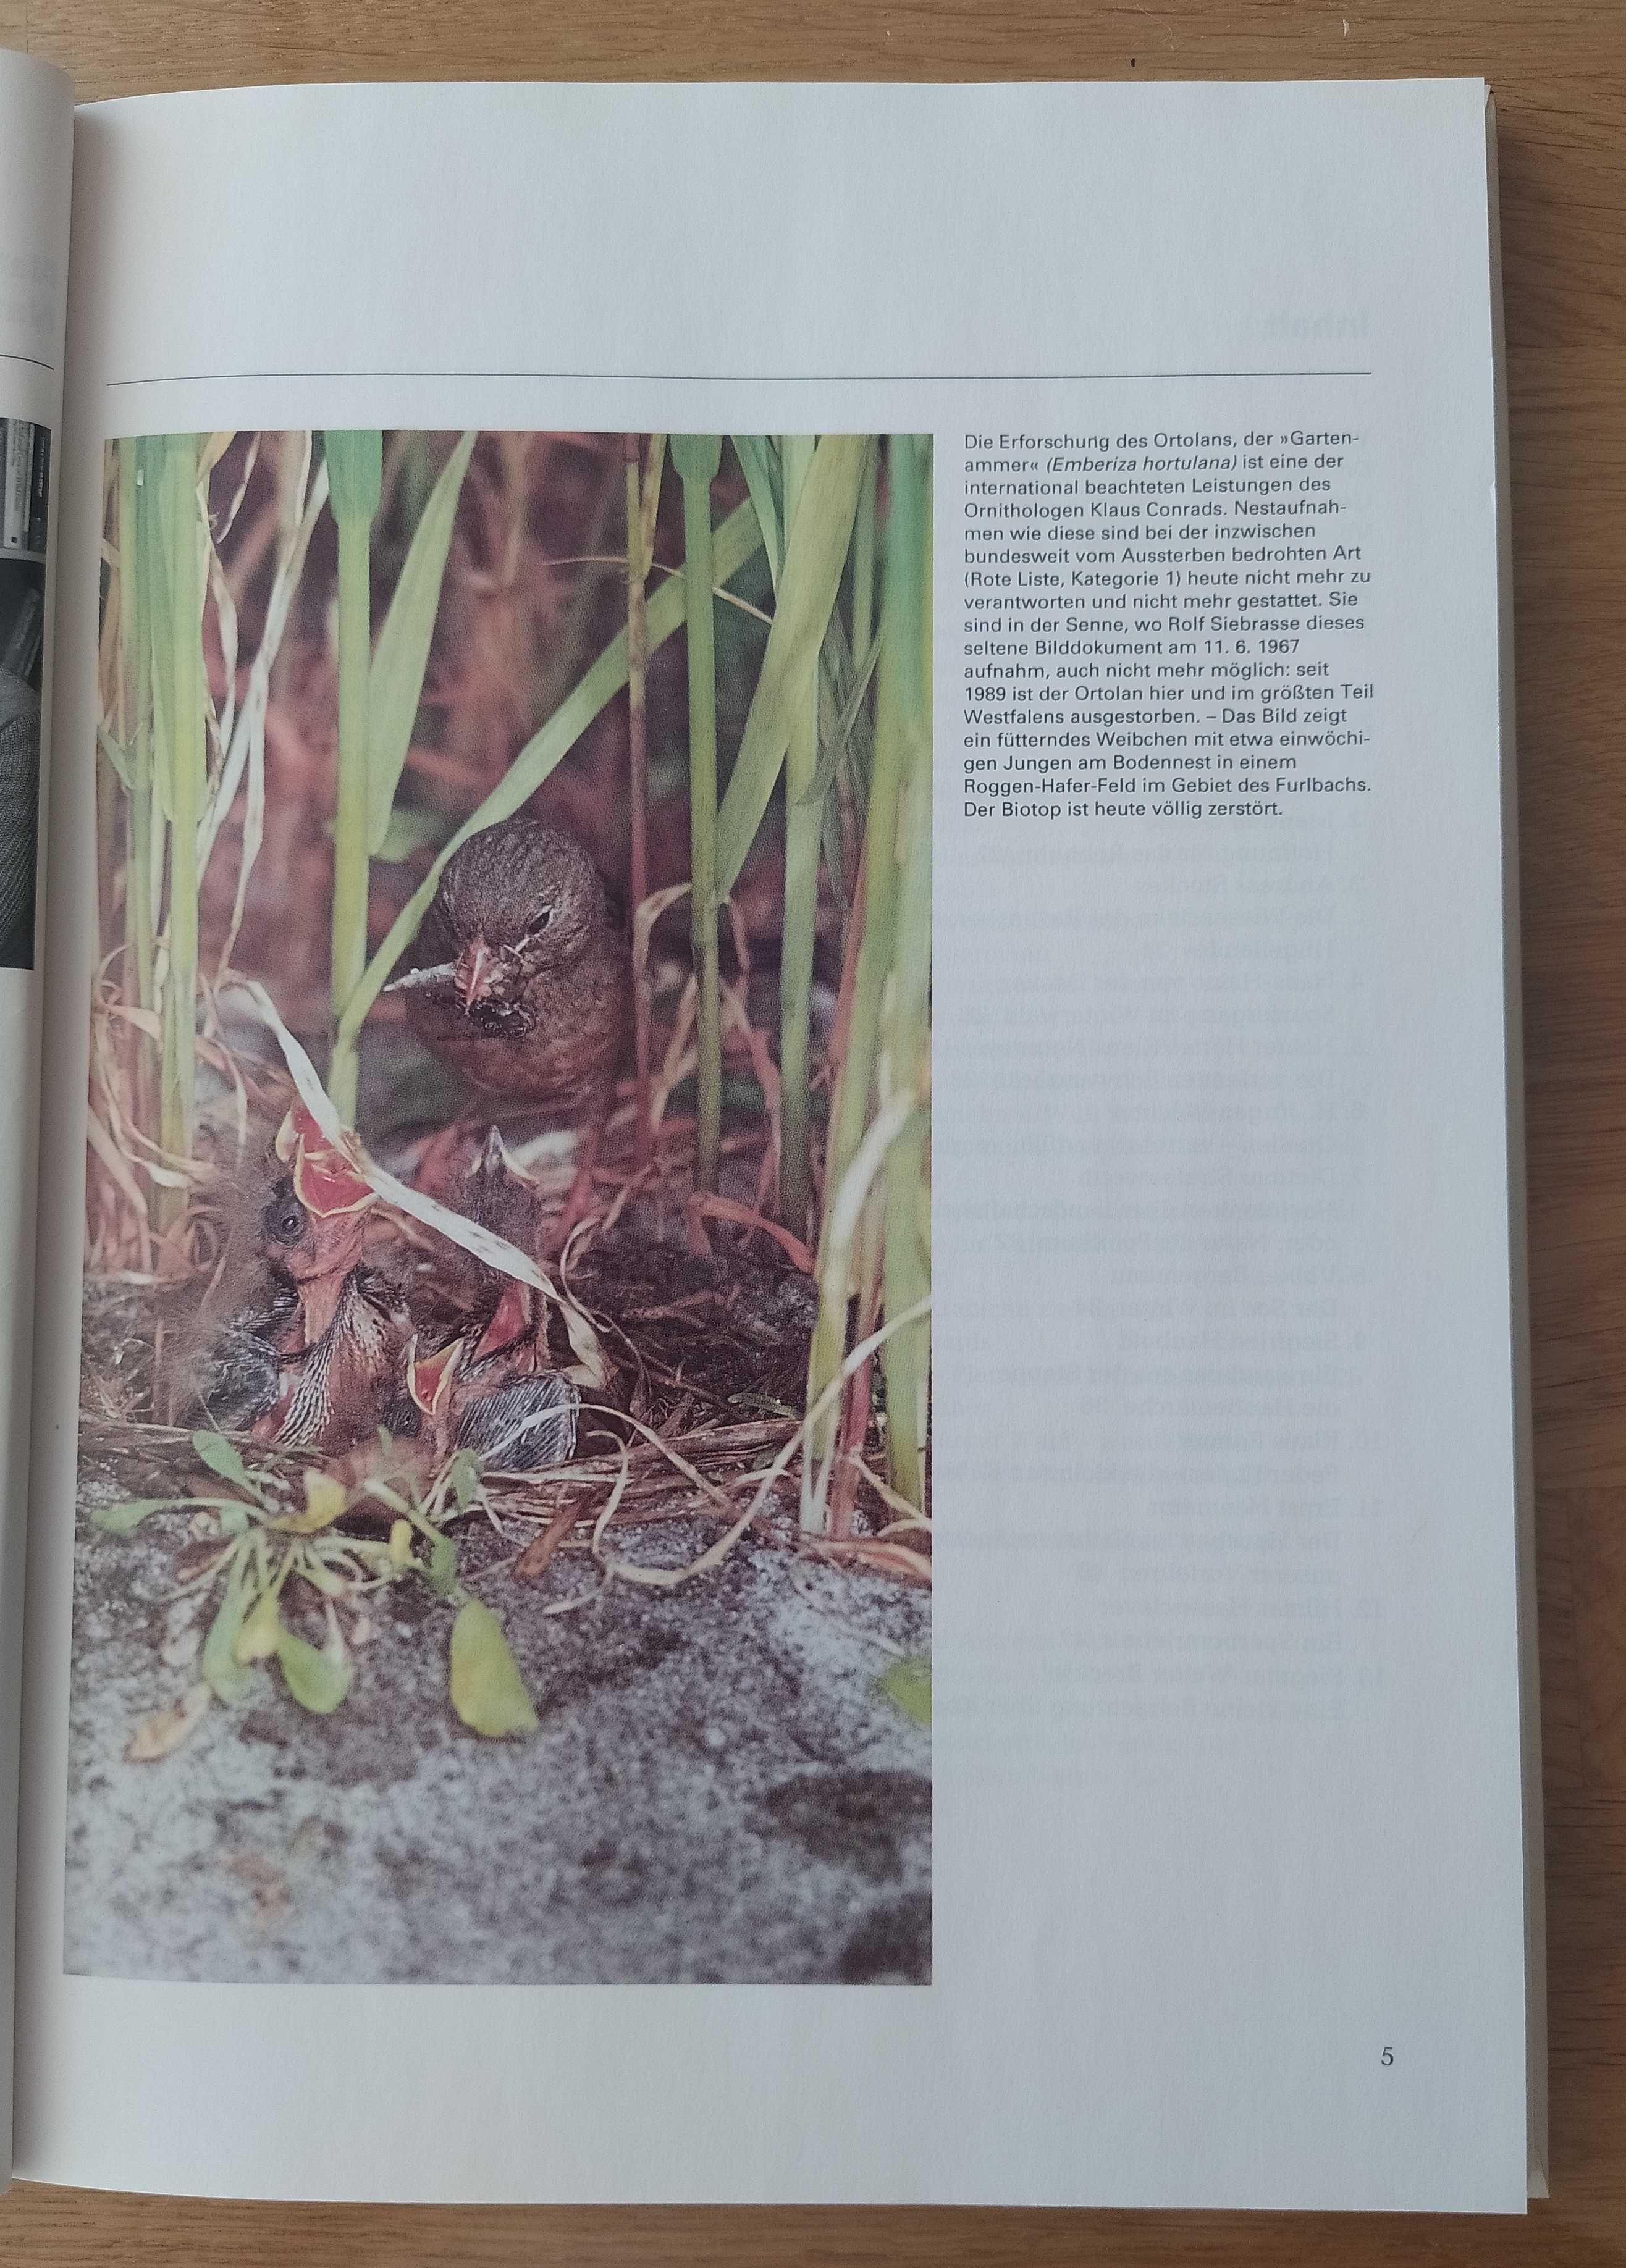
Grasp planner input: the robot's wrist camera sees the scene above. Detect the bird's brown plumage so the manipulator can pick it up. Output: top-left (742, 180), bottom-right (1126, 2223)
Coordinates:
top-left (398, 820), bottom-right (631, 1126)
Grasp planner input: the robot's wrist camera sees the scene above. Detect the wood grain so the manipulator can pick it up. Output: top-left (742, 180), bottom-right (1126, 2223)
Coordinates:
top-left (5, 2), bottom-right (1625, 2259)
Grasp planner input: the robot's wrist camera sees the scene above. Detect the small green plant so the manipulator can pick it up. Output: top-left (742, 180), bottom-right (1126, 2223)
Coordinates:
top-left (96, 1430), bottom-right (538, 1744)
top-left (876, 1652), bottom-right (931, 1728)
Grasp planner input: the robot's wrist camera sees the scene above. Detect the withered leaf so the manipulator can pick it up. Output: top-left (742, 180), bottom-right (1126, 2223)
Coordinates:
top-left (125, 1682), bottom-right (211, 1762)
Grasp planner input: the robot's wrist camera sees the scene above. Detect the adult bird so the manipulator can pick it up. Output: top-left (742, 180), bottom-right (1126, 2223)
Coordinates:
top-left (388, 819), bottom-right (631, 1250)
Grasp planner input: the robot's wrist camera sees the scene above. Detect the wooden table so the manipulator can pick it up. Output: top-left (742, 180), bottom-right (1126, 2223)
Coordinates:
top-left (2, 2), bottom-right (1622, 2261)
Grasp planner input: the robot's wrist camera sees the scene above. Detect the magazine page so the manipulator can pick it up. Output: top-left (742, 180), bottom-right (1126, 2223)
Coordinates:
top-left (0, 45), bottom-right (72, 2193)
top-left (16, 79), bottom-right (1528, 2209)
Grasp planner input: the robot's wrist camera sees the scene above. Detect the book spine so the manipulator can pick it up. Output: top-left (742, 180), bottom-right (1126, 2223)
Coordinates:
top-left (27, 426), bottom-right (48, 556)
top-left (0, 421), bottom-right (30, 552)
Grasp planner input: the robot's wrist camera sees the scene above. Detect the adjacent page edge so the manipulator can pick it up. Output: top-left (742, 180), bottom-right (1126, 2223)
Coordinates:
top-left (1483, 85), bottom-right (1548, 2206)
top-left (0, 44), bottom-right (74, 2201)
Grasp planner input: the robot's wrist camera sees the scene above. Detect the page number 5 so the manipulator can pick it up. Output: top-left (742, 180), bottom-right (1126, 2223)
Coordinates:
top-left (1381, 2047), bottom-right (1394, 2067)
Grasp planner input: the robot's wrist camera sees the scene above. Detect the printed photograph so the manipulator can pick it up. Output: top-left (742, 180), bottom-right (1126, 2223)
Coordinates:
top-left (0, 415), bottom-right (49, 967)
top-left (67, 429), bottom-right (932, 1983)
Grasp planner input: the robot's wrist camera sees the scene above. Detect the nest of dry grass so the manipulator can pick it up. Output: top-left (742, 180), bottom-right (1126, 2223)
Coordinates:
top-left (78, 1176), bottom-right (929, 1621)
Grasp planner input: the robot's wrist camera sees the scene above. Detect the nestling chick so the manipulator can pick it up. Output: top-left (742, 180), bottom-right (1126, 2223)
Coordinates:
top-left (404, 1125), bottom-right (580, 1471)
top-left (453, 1123), bottom-right (547, 1356)
top-left (460, 1120), bottom-right (543, 1251)
top-left (406, 1334), bottom-right (579, 1473)
top-left (188, 1104), bottom-right (409, 1453)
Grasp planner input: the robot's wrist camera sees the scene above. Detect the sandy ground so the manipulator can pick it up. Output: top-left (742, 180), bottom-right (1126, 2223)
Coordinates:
top-left (64, 1489), bottom-right (931, 1986)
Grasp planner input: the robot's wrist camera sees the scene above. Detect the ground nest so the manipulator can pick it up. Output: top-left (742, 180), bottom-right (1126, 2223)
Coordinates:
top-left (77, 1198), bottom-right (915, 1593)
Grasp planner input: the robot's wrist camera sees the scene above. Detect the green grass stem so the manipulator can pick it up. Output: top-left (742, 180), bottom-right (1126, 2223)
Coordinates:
top-left (672, 434), bottom-right (724, 1194)
top-left (806, 439), bottom-right (918, 1447)
top-left (626, 433), bottom-right (652, 1170)
top-left (777, 433), bottom-right (820, 1236)
top-left (323, 430), bottom-right (382, 1122)
top-left (156, 436), bottom-right (204, 1235)
top-left (851, 444), bottom-right (877, 661)
top-left (878, 445), bottom-right (932, 1507)
top-left (117, 442), bottom-right (157, 1133)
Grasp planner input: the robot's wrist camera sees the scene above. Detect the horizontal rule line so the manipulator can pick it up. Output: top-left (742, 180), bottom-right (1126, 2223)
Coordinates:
top-left (105, 368), bottom-right (1374, 388)
top-left (1, 351), bottom-right (55, 374)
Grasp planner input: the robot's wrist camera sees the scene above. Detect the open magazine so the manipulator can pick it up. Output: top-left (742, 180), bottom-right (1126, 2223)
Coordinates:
top-left (0, 59), bottom-right (1539, 2211)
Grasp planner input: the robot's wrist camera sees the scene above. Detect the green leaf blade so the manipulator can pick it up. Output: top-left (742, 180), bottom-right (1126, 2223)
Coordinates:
top-left (91, 1497), bottom-right (173, 1535)
top-left (425, 1531), bottom-right (459, 1600)
top-left (449, 1599), bottom-right (539, 1738)
top-left (201, 1557), bottom-right (255, 1704)
top-left (445, 1451), bottom-right (481, 1514)
top-left (191, 1429), bottom-right (256, 1495)
top-left (374, 804), bottom-right (453, 863)
top-left (877, 1653), bottom-right (932, 1728)
top-left (234, 1587), bottom-right (284, 1665)
top-left (366, 429), bottom-right (477, 851)
top-left (730, 435), bottom-right (782, 591)
top-left (324, 429), bottom-right (383, 525)
top-left (714, 435), bottom-right (869, 896)
top-left (276, 1624), bottom-right (352, 1715)
top-left (138, 435), bottom-right (177, 826)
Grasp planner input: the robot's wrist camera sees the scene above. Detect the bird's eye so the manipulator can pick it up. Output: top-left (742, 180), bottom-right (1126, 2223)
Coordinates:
top-left (263, 1191), bottom-right (303, 1242)
top-left (523, 907), bottom-right (553, 939)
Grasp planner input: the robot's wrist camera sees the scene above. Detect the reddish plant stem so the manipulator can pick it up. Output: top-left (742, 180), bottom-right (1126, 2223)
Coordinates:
top-left (827, 1253), bottom-right (883, 1539)
top-left (512, 1494), bottom-right (586, 1584)
top-left (685, 1191), bottom-right (815, 1274)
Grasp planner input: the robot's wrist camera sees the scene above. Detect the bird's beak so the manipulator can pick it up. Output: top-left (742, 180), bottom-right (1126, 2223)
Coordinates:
top-left (406, 1334), bottom-right (462, 1418)
top-left (476, 1124), bottom-right (508, 1186)
top-left (274, 1102), bottom-right (377, 1220)
top-left (473, 1276), bottom-right (537, 1364)
top-left (453, 933), bottom-right (498, 1009)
